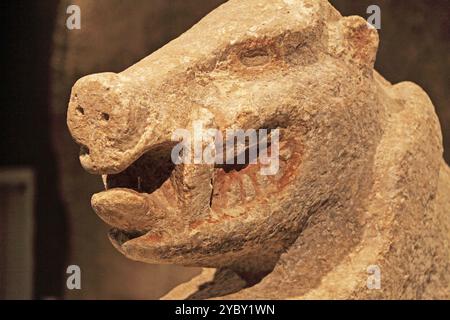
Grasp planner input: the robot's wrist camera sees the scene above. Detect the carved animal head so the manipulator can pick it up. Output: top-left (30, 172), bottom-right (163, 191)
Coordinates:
top-left (67, 0), bottom-right (382, 277)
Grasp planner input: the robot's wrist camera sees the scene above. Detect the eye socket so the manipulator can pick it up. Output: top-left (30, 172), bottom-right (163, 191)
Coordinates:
top-left (239, 48), bottom-right (270, 67)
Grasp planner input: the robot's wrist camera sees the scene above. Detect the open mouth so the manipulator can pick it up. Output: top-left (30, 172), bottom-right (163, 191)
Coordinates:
top-left (105, 143), bottom-right (176, 194)
top-left (90, 129), bottom-right (304, 250)
top-left (91, 143), bottom-right (181, 243)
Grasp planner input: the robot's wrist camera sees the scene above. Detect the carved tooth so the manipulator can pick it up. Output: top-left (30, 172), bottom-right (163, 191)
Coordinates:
top-left (102, 174), bottom-right (108, 189)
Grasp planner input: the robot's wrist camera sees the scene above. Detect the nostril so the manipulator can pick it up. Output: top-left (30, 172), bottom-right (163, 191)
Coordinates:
top-left (80, 145), bottom-right (90, 156)
top-left (76, 106), bottom-right (84, 115)
top-left (101, 112), bottom-right (110, 121)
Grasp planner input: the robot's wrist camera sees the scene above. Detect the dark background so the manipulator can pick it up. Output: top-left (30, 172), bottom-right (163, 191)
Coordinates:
top-left (1, 0), bottom-right (449, 299)
top-left (2, 1), bottom-right (67, 299)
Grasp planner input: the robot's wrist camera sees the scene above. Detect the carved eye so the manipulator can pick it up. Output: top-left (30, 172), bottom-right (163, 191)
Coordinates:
top-left (239, 48), bottom-right (270, 67)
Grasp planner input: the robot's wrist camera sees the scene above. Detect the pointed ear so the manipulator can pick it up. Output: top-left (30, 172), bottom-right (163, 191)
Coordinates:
top-left (330, 16), bottom-right (379, 68)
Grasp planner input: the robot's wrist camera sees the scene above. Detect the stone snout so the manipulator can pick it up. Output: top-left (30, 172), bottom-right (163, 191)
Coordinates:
top-left (68, 72), bottom-right (145, 174)
top-left (67, 72), bottom-right (185, 175)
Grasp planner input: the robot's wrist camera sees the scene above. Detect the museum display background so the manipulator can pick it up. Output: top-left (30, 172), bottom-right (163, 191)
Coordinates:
top-left (1, 0), bottom-right (449, 299)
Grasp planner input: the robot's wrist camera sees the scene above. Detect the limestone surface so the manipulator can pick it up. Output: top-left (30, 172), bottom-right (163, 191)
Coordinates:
top-left (67, 0), bottom-right (450, 299)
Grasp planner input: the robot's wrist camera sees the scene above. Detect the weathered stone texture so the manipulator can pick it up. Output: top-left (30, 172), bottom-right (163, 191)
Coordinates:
top-left (66, 0), bottom-right (450, 299)
top-left (53, 0), bottom-right (226, 299)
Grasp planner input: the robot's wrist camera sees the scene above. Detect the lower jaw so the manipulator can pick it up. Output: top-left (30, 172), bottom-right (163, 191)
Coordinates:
top-left (107, 225), bottom-right (279, 272)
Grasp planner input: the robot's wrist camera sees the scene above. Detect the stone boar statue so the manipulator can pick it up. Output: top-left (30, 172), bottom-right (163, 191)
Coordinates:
top-left (67, 0), bottom-right (450, 299)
